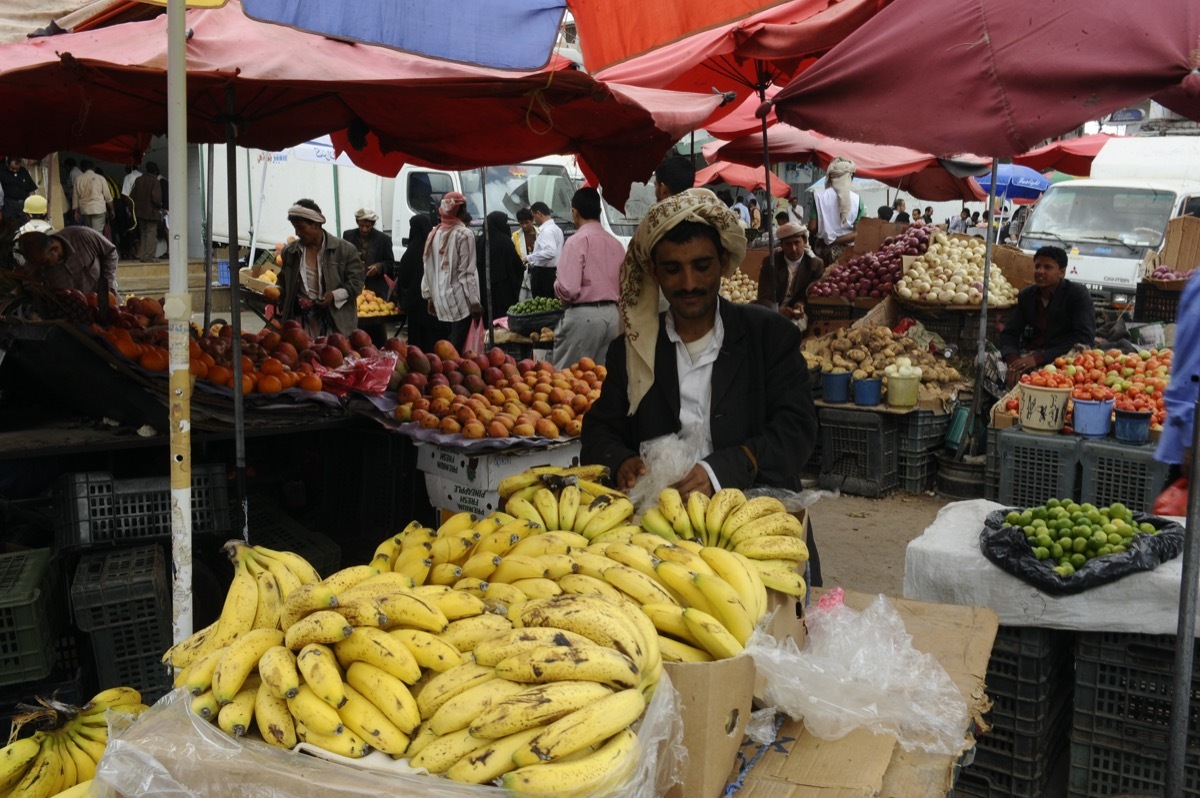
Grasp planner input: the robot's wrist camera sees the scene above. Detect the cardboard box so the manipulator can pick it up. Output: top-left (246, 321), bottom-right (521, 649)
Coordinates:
top-left (854, 218), bottom-right (907, 255)
top-left (732, 590), bottom-right (998, 798)
top-left (1159, 215), bottom-right (1200, 271)
top-left (851, 296), bottom-right (899, 329)
top-left (989, 386), bottom-right (1019, 429)
top-left (415, 440), bottom-right (582, 516)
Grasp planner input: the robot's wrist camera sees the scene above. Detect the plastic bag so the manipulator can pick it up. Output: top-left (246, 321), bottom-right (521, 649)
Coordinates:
top-left (464, 316), bottom-right (486, 356)
top-left (93, 673), bottom-right (684, 798)
top-left (979, 508), bottom-right (1185, 595)
top-left (746, 590), bottom-right (969, 755)
top-left (745, 485), bottom-right (836, 514)
top-left (1154, 477), bottom-right (1189, 517)
top-left (313, 352), bottom-right (397, 396)
top-left (627, 425), bottom-right (707, 511)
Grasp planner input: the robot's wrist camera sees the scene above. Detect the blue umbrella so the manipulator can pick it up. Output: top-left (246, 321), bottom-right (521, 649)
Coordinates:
top-left (975, 164), bottom-right (1050, 201)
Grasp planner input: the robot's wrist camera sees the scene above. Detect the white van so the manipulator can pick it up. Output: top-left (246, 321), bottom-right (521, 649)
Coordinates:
top-left (1018, 137), bottom-right (1200, 312)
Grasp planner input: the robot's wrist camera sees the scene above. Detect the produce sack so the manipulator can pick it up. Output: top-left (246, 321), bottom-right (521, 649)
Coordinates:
top-left (746, 589), bottom-right (968, 755)
top-left (979, 508), bottom-right (1184, 596)
top-left (93, 675), bottom-right (685, 798)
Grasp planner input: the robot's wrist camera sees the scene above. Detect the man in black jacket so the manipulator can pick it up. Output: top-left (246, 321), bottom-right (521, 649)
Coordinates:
top-left (582, 189), bottom-right (821, 581)
top-left (997, 245), bottom-right (1096, 386)
top-left (755, 222), bottom-right (824, 322)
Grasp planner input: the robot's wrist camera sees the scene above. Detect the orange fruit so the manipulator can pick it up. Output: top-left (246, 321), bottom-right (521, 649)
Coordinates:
top-left (260, 357), bottom-right (284, 376)
top-left (257, 374), bottom-right (283, 394)
top-left (114, 337), bottom-right (140, 360)
top-left (139, 348), bottom-right (169, 371)
top-left (207, 365), bottom-right (231, 385)
top-left (189, 359), bottom-right (209, 378)
top-left (299, 374), bottom-right (323, 392)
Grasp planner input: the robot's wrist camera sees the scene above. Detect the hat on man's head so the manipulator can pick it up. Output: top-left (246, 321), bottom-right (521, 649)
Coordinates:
top-left (23, 195), bottom-right (47, 215)
top-left (354, 208), bottom-right (378, 223)
top-left (777, 222), bottom-right (806, 240)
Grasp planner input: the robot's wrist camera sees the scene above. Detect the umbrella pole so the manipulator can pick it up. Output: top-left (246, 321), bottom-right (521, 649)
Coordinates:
top-left (480, 167), bottom-right (494, 349)
top-left (226, 86), bottom-right (249, 542)
top-left (1168, 395), bottom-right (1200, 795)
top-left (756, 70), bottom-right (777, 312)
top-left (965, 161), bottom-right (999, 458)
top-left (204, 143), bottom-right (215, 329)
top-left (165, 0), bottom-right (194, 647)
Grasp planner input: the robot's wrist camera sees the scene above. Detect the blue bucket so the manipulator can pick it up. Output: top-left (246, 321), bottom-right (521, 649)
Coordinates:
top-left (853, 378), bottom-right (882, 406)
top-left (822, 371), bottom-right (851, 403)
top-left (1072, 398), bottom-right (1113, 438)
top-left (1114, 409), bottom-right (1152, 445)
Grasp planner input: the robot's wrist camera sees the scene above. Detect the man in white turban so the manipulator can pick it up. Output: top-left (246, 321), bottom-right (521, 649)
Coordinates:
top-left (581, 188), bottom-right (822, 582)
top-left (810, 157), bottom-right (863, 265)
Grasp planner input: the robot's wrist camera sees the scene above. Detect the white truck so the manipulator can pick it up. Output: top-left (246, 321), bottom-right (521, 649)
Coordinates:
top-left (1017, 136), bottom-right (1200, 314)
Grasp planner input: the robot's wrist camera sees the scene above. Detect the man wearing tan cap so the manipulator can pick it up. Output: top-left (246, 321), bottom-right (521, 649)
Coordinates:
top-left (756, 221), bottom-right (825, 325)
top-left (342, 208), bottom-right (394, 297)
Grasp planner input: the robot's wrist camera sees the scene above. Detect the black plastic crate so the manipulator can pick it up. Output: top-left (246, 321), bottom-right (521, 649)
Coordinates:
top-left (1133, 281), bottom-right (1181, 323)
top-left (818, 408), bottom-right (899, 497)
top-left (899, 450), bottom-right (936, 493)
top-left (0, 633), bottom-right (87, 741)
top-left (997, 428), bottom-right (1081, 507)
top-left (986, 626), bottom-right (1075, 737)
top-left (90, 614), bottom-right (173, 704)
top-left (912, 313), bottom-right (961, 348)
top-left (1068, 733), bottom-right (1200, 798)
top-left (1074, 631), bottom-right (1200, 752)
top-left (71, 544), bottom-right (168, 633)
top-left (806, 300), bottom-right (854, 321)
top-left (54, 463), bottom-right (231, 549)
top-left (1078, 438), bottom-right (1171, 514)
top-left (963, 706), bottom-right (1070, 798)
top-left (0, 548), bottom-right (60, 687)
top-left (900, 410), bottom-right (951, 454)
top-left (248, 499), bottom-right (341, 577)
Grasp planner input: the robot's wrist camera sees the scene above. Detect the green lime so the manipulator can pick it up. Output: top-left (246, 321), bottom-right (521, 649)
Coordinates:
top-left (1005, 511), bottom-right (1022, 526)
top-left (1070, 553), bottom-right (1087, 568)
top-left (1097, 545), bottom-right (1113, 556)
top-left (1112, 544), bottom-right (1126, 553)
top-left (1107, 533), bottom-right (1123, 546)
top-left (1073, 537), bottom-right (1089, 554)
top-left (1046, 498), bottom-right (1062, 509)
top-left (1050, 543), bottom-right (1064, 560)
top-left (1140, 522), bottom-right (1157, 535)
top-left (1036, 534), bottom-right (1053, 549)
top-left (1109, 502), bottom-right (1128, 517)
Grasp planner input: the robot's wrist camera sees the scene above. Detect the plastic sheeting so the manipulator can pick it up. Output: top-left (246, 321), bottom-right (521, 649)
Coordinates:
top-left (93, 673), bottom-right (684, 797)
top-left (904, 499), bottom-right (1191, 634)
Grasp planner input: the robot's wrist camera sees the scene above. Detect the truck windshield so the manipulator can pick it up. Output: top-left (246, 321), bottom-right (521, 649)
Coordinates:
top-left (459, 164), bottom-right (576, 230)
top-left (1020, 185), bottom-right (1175, 255)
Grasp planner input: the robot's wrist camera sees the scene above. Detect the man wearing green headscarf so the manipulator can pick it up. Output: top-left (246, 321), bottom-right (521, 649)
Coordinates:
top-left (581, 189), bottom-right (821, 580)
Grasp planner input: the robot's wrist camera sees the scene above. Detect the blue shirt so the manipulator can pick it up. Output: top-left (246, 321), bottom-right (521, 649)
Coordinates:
top-left (1156, 275), bottom-right (1200, 464)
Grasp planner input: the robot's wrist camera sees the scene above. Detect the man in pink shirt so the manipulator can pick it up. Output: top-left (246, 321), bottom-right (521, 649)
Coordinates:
top-left (553, 187), bottom-right (626, 369)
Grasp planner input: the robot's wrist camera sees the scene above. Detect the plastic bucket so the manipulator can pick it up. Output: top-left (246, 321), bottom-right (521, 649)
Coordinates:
top-left (1071, 398), bottom-right (1113, 438)
top-left (1017, 383), bottom-right (1072, 434)
top-left (822, 372), bottom-right (851, 403)
top-left (886, 375), bottom-right (920, 408)
top-left (853, 378), bottom-right (882, 406)
top-left (1114, 409), bottom-right (1152, 445)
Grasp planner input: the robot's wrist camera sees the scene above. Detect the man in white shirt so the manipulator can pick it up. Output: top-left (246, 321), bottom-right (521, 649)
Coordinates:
top-left (526, 201), bottom-right (562, 299)
top-left (421, 191), bottom-right (481, 352)
top-left (810, 157), bottom-right (861, 264)
top-left (72, 161), bottom-right (113, 234)
top-left (787, 196), bottom-right (804, 224)
top-left (121, 165), bottom-right (142, 198)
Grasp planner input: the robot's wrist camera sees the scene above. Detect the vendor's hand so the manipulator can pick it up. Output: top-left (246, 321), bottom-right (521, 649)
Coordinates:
top-left (427, 300), bottom-right (437, 317)
top-left (318, 290), bottom-right (335, 307)
top-left (672, 464), bottom-right (714, 498)
top-left (1005, 355), bottom-right (1038, 387)
top-left (366, 264), bottom-right (381, 277)
top-left (617, 456), bottom-right (647, 491)
top-left (469, 302), bottom-right (483, 318)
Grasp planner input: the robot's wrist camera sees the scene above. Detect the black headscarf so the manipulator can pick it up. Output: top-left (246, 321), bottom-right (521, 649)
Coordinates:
top-left (478, 211), bottom-right (524, 320)
top-left (394, 213), bottom-right (434, 314)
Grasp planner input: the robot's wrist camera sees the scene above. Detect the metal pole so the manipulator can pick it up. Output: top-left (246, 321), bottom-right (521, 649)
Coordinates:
top-left (757, 68), bottom-right (777, 312)
top-left (975, 162), bottom-right (998, 371)
top-left (203, 143), bottom-right (215, 329)
top-left (1167, 384), bottom-right (1200, 796)
top-left (225, 86), bottom-right (249, 542)
top-left (165, 0), bottom-right (193, 647)
top-left (480, 167), bottom-right (494, 350)
top-left (248, 154), bottom-right (270, 271)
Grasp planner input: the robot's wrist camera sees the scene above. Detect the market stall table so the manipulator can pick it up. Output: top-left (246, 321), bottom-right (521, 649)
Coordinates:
top-left (731, 588), bottom-right (997, 797)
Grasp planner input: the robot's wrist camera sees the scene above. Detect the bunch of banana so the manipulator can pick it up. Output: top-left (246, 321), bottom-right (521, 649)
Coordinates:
top-left (641, 488), bottom-right (809, 598)
top-left (0, 686), bottom-right (148, 798)
top-left (495, 464), bottom-right (617, 503)
top-left (403, 592), bottom-right (659, 794)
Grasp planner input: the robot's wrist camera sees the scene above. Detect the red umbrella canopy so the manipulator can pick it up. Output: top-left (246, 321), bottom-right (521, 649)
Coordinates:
top-left (705, 85), bottom-right (782, 140)
top-left (771, 0), bottom-right (1200, 157)
top-left (709, 127), bottom-right (987, 201)
top-left (695, 160), bottom-right (792, 197)
top-left (591, 0), bottom-right (895, 110)
top-left (0, 1), bottom-right (720, 207)
top-left (1011, 133), bottom-right (1121, 177)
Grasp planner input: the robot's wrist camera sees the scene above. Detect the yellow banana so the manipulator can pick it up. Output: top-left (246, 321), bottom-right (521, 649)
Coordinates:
top-left (534, 553), bottom-right (579, 580)
top-left (686, 491), bottom-right (710, 544)
top-left (183, 647), bottom-right (226, 697)
top-left (397, 520), bottom-right (436, 551)
top-left (497, 470), bottom-right (547, 500)
top-left (531, 487), bottom-right (560, 531)
top-left (428, 678), bottom-right (526, 736)
top-left (556, 572), bottom-right (626, 602)
top-left (675, 538), bottom-right (704, 555)
top-left (161, 621), bottom-right (216, 669)
top-left (503, 727), bottom-right (638, 797)
top-left (336, 572), bottom-right (417, 604)
top-left (657, 635), bottom-right (714, 663)
top-left (656, 488), bottom-right (688, 535)
top-left (284, 610), bottom-right (354, 650)
top-left (279, 582), bottom-right (339, 630)
top-left (296, 723), bottom-right (369, 758)
top-left (519, 594), bottom-right (646, 672)
top-left (440, 613), bottom-right (512, 653)
top-left (337, 683), bottom-right (410, 755)
top-left (298, 642), bottom-right (348, 709)
top-left (682, 608), bottom-right (744, 659)
top-left (588, 525), bottom-right (641, 545)
top-left (417, 585), bottom-right (487, 620)
top-left (190, 690), bottom-right (220, 721)
top-left (10, 737), bottom-right (58, 798)
top-left (333, 626), bottom-right (422, 684)
top-left (427, 562), bottom-right (464, 586)
top-left (653, 559), bottom-right (715, 614)
top-left (451, 576), bottom-right (490, 598)
top-left (469, 680), bottom-right (615, 740)
top-left (446, 727), bottom-right (543, 784)
top-left (415, 661), bottom-right (496, 720)
top-left (704, 488), bottom-right (746, 542)
top-left (212, 627), bottom-right (285, 704)
top-left (370, 534), bottom-right (404, 571)
top-left (752, 563), bottom-right (808, 599)
top-left (470, 512), bottom-right (512, 539)
top-left (475, 581), bottom-right (527, 613)
top-left (700, 547), bottom-right (767, 623)
top-left (637, 507), bottom-right (679, 542)
top-left (640, 602), bottom-right (706, 649)
top-left (490, 554), bottom-right (550, 584)
top-left (602, 542), bottom-right (659, 578)
top-left (602, 563), bottom-right (679, 607)
top-left (217, 675), bottom-right (260, 737)
top-left (727, 512), bottom-right (806, 548)
top-left (472, 625), bottom-right (597, 668)
top-left (505, 496), bottom-right (547, 528)
top-left (252, 545), bottom-right (322, 584)
top-left (692, 572), bottom-right (755, 645)
top-left (566, 550), bottom-right (618, 580)
top-left (511, 688), bottom-right (645, 766)
top-left (653, 543), bottom-right (717, 575)
top-left (436, 510), bottom-right (478, 537)
top-left (258, 644), bottom-right (302, 699)
top-left (409, 727), bottom-right (488, 774)
top-left (344, 661), bottom-right (422, 734)
top-left (82, 686), bottom-right (144, 713)
top-left (320, 564), bottom-right (382, 595)
top-left (245, 559), bottom-right (282, 631)
top-left (571, 494), bottom-right (612, 535)
top-left (376, 592), bottom-right (449, 633)
top-left (287, 684), bottom-right (344, 736)
top-left (430, 533), bottom-right (478, 566)
top-left (495, 645), bottom-right (639, 689)
top-left (460, 552), bottom-right (502, 580)
top-left (511, 577), bottom-right (564, 599)
top-left (734, 534), bottom-right (809, 561)
top-left (0, 736), bottom-right (42, 793)
top-left (247, 548), bottom-right (303, 601)
top-left (582, 497), bottom-right (636, 539)
top-left (203, 556), bottom-right (259, 654)
top-left (556, 484), bottom-right (582, 533)
top-left (254, 679), bottom-right (298, 748)
top-left (392, 544), bottom-right (433, 574)
top-left (389, 628), bottom-right (463, 672)
top-left (719, 496), bottom-right (789, 541)
top-left (49, 779), bottom-right (95, 798)
top-left (509, 530), bottom-right (587, 558)
top-left (60, 733), bottom-right (96, 783)
top-left (395, 556), bottom-right (433, 585)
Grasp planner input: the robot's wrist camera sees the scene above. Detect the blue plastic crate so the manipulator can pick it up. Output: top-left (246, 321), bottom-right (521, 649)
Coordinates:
top-left (998, 428), bottom-right (1081, 507)
top-left (1078, 438), bottom-right (1171, 514)
top-left (216, 259), bottom-right (230, 287)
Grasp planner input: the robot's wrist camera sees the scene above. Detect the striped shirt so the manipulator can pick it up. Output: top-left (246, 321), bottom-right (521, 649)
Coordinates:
top-left (421, 224), bottom-right (480, 322)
